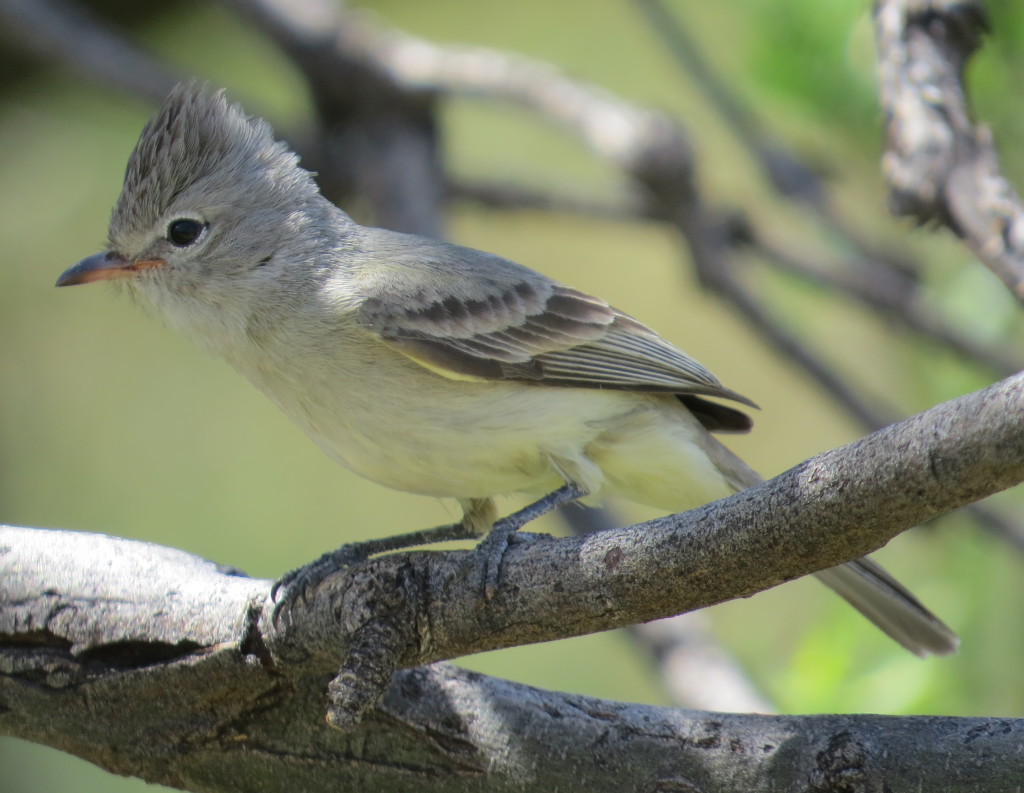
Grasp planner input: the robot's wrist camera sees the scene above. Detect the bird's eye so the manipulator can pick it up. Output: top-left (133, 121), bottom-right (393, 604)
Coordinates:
top-left (167, 218), bottom-right (205, 247)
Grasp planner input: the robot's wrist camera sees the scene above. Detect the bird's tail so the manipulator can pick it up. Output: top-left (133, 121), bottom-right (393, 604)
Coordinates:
top-left (699, 432), bottom-right (959, 656)
top-left (814, 558), bottom-right (958, 656)
top-left (600, 406), bottom-right (959, 655)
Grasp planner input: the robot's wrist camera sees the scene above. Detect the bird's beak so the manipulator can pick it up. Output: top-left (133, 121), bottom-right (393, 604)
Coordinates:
top-left (56, 252), bottom-right (166, 287)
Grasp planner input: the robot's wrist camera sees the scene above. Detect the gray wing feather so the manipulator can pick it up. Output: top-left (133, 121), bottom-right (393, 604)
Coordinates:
top-left (355, 231), bottom-right (756, 427)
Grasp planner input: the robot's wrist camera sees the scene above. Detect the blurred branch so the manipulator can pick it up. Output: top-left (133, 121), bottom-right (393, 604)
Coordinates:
top-left (629, 0), bottom-right (824, 206)
top-left (964, 501), bottom-right (1024, 555)
top-left (218, 0), bottom-right (445, 237)
top-left (876, 0), bottom-right (1024, 302)
top-left (451, 178), bottom-right (648, 220)
top-left (629, 0), bottom-right (924, 287)
top-left (749, 229), bottom-right (1024, 378)
top-left (0, 0), bottom-right (179, 103)
top-left (697, 228), bottom-right (896, 429)
top-left (261, 3), bottom-right (687, 177)
top-left (631, 613), bottom-right (776, 714)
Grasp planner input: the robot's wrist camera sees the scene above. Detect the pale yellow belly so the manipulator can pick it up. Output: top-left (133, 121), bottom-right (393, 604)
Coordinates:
top-left (246, 343), bottom-right (738, 509)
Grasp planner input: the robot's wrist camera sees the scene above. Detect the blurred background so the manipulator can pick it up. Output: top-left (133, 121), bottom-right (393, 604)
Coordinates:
top-left (2, 0), bottom-right (1024, 790)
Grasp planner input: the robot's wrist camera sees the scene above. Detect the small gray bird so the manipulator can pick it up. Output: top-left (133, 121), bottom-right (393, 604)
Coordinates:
top-left (57, 85), bottom-right (957, 656)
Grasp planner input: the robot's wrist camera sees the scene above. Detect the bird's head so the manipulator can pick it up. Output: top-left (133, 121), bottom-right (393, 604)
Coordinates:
top-left (57, 84), bottom-right (327, 308)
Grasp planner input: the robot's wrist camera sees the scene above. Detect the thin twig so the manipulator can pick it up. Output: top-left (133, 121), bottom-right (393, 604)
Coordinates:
top-left (450, 178), bottom-right (647, 221)
top-left (749, 232), bottom-right (1024, 378)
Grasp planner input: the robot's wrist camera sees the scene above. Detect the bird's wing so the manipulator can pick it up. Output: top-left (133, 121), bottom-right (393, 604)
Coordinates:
top-left (354, 232), bottom-right (756, 431)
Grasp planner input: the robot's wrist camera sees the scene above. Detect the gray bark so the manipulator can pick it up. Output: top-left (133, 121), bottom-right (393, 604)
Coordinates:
top-left (877, 0), bottom-right (1024, 301)
top-left (3, 372), bottom-right (1024, 791)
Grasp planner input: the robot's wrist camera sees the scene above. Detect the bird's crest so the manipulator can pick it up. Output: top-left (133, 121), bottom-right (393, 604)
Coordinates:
top-left (109, 84), bottom-right (312, 244)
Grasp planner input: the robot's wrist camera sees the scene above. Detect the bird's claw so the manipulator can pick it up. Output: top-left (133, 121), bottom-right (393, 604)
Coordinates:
top-left (476, 482), bottom-right (587, 599)
top-left (271, 544), bottom-right (372, 626)
top-left (270, 521), bottom-right (480, 626)
top-left (478, 516), bottom-right (525, 600)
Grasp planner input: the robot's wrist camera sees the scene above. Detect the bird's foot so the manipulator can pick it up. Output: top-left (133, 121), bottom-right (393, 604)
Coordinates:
top-left (478, 482), bottom-right (587, 599)
top-left (271, 521), bottom-right (479, 625)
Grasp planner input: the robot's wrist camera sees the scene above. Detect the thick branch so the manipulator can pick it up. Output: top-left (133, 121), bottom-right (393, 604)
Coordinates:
top-left (4, 373), bottom-right (1023, 740)
top-left (4, 357), bottom-right (1024, 789)
top-left (2, 564), bottom-right (1021, 793)
top-left (559, 503), bottom-right (775, 713)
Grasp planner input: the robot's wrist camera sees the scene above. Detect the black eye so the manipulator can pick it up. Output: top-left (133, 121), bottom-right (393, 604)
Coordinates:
top-left (167, 218), bottom-right (204, 247)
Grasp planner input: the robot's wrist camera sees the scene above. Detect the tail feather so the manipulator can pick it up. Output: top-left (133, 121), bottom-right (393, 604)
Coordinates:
top-left (815, 558), bottom-right (959, 657)
top-left (696, 432), bottom-right (959, 656)
top-left (612, 412), bottom-right (959, 656)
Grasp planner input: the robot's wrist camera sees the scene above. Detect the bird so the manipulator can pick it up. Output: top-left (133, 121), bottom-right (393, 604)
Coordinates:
top-left (56, 84), bottom-right (957, 656)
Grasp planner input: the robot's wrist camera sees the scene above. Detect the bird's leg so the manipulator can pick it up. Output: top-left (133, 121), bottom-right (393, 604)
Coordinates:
top-left (478, 482), bottom-right (588, 599)
top-left (271, 487), bottom-right (582, 622)
top-left (271, 513), bottom-right (488, 625)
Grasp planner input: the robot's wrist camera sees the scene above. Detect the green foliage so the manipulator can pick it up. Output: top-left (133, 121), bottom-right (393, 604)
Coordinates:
top-left (744, 0), bottom-right (880, 142)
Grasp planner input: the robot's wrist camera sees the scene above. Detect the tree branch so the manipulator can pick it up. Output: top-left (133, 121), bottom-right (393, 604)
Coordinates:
top-left (0, 0), bottom-right (180, 103)
top-left (4, 371), bottom-right (1024, 788)
top-left (876, 0), bottom-right (1024, 301)
top-left (3, 577), bottom-right (1022, 793)
top-left (559, 503), bottom-right (775, 713)
top-left (750, 229), bottom-right (1024, 378)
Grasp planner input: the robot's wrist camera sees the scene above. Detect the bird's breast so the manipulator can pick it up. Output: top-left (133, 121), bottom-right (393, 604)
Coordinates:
top-left (231, 332), bottom-right (570, 498)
